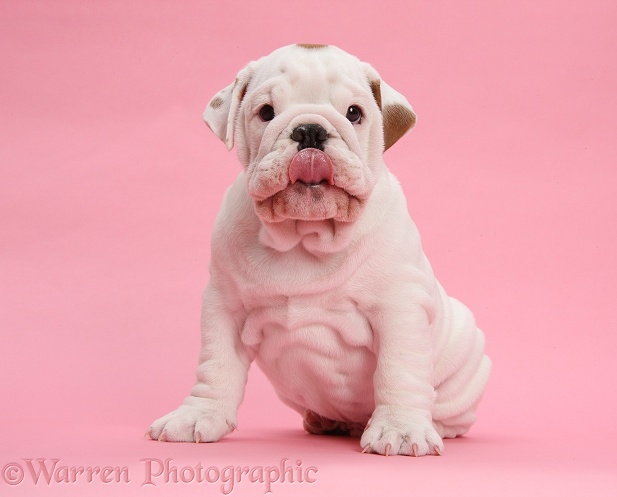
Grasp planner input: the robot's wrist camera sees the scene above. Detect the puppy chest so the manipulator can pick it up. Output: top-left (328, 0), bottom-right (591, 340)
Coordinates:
top-left (242, 296), bottom-right (377, 418)
top-left (240, 295), bottom-right (374, 350)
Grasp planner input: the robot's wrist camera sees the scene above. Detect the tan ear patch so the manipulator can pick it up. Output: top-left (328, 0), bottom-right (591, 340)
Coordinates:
top-left (209, 97), bottom-right (224, 109)
top-left (296, 44), bottom-right (328, 50)
top-left (383, 104), bottom-right (417, 151)
top-left (370, 80), bottom-right (382, 110)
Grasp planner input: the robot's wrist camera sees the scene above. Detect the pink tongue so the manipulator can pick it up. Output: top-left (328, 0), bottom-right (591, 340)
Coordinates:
top-left (289, 148), bottom-right (334, 185)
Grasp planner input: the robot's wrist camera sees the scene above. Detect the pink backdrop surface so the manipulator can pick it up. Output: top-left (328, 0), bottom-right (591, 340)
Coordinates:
top-left (1, 1), bottom-right (616, 495)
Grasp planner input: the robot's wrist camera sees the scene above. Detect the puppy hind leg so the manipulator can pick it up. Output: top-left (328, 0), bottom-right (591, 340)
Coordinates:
top-left (433, 409), bottom-right (477, 439)
top-left (433, 354), bottom-right (491, 438)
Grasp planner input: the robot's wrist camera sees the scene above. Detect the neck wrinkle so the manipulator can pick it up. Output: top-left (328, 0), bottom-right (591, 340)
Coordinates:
top-left (256, 163), bottom-right (392, 257)
top-left (258, 217), bottom-right (358, 257)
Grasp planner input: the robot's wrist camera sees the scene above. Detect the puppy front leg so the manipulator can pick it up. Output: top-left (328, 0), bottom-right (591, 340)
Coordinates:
top-left (148, 284), bottom-right (250, 443)
top-left (361, 304), bottom-right (443, 456)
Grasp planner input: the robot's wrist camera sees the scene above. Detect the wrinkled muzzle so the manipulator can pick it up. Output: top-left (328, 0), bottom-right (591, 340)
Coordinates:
top-left (244, 109), bottom-right (376, 223)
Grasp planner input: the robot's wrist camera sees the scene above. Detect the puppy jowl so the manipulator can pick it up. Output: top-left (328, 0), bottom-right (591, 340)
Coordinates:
top-left (147, 44), bottom-right (491, 457)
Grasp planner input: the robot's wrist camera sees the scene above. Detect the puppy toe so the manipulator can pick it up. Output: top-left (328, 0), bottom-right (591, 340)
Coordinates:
top-left (148, 404), bottom-right (236, 443)
top-left (360, 407), bottom-right (444, 457)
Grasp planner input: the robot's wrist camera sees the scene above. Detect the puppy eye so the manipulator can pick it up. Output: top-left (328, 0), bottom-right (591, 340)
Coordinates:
top-left (346, 105), bottom-right (363, 124)
top-left (259, 104), bottom-right (275, 122)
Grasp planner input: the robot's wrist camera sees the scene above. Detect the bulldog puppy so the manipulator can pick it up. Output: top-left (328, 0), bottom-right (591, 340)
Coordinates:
top-left (147, 44), bottom-right (491, 456)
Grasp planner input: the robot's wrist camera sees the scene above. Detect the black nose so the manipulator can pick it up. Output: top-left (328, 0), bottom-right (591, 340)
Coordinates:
top-left (290, 124), bottom-right (329, 151)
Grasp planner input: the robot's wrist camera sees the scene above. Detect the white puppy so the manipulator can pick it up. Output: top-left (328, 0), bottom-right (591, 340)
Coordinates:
top-left (148, 44), bottom-right (491, 456)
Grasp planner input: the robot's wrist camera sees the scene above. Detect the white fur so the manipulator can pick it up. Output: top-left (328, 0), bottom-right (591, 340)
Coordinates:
top-left (148, 45), bottom-right (491, 456)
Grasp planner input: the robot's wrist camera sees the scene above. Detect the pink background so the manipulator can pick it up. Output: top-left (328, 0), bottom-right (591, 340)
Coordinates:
top-left (1, 0), bottom-right (616, 495)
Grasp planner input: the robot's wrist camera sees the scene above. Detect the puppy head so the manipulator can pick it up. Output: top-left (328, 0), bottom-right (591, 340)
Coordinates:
top-left (204, 44), bottom-right (416, 224)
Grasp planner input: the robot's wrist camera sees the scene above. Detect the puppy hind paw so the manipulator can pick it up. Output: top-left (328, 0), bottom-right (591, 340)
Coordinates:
top-left (303, 410), bottom-right (348, 435)
top-left (302, 410), bottom-right (365, 436)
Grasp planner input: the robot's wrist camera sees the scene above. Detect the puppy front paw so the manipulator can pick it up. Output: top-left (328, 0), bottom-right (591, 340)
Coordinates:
top-left (147, 401), bottom-right (237, 443)
top-left (360, 406), bottom-right (443, 457)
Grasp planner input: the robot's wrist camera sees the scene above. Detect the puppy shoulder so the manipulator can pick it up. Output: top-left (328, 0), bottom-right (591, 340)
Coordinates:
top-left (211, 172), bottom-right (260, 248)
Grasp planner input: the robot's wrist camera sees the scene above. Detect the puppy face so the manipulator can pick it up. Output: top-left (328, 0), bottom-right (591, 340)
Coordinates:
top-left (204, 44), bottom-right (416, 224)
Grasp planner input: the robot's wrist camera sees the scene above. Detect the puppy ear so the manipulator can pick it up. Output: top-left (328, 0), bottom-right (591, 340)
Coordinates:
top-left (369, 76), bottom-right (417, 152)
top-left (203, 65), bottom-right (253, 150)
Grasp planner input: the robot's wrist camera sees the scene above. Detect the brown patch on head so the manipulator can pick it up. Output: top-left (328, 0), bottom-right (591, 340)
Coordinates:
top-left (296, 44), bottom-right (328, 50)
top-left (209, 96), bottom-right (224, 109)
top-left (383, 104), bottom-right (417, 151)
top-left (370, 80), bottom-right (382, 110)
